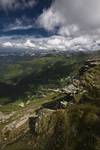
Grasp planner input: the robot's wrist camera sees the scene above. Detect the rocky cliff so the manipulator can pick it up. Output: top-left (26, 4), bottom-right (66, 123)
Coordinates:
top-left (1, 59), bottom-right (100, 150)
top-left (31, 59), bottom-right (100, 150)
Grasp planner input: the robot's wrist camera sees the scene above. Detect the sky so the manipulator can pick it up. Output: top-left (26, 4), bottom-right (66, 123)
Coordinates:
top-left (0, 0), bottom-right (100, 51)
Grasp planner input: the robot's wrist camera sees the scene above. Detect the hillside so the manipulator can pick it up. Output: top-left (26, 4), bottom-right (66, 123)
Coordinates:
top-left (0, 53), bottom-right (85, 105)
top-left (30, 58), bottom-right (100, 150)
top-left (0, 51), bottom-right (99, 105)
top-left (1, 58), bottom-right (100, 150)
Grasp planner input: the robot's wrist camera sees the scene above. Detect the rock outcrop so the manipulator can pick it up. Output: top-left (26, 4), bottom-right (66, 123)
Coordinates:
top-left (1, 59), bottom-right (100, 150)
top-left (31, 105), bottom-right (100, 150)
top-left (31, 59), bottom-right (100, 150)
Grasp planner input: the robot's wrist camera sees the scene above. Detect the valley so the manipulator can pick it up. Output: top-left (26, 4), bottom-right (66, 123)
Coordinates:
top-left (0, 50), bottom-right (100, 150)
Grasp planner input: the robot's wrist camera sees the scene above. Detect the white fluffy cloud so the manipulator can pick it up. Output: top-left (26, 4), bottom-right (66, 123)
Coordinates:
top-left (3, 42), bottom-right (13, 47)
top-left (58, 25), bottom-right (79, 37)
top-left (1, 0), bottom-right (100, 52)
top-left (35, 0), bottom-right (100, 52)
top-left (0, 0), bottom-right (36, 10)
top-left (37, 0), bottom-right (100, 36)
top-left (37, 7), bottom-right (65, 31)
top-left (0, 35), bottom-right (99, 52)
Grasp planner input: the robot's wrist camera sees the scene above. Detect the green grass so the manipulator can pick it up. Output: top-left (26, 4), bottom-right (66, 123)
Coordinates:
top-left (0, 92), bottom-right (58, 113)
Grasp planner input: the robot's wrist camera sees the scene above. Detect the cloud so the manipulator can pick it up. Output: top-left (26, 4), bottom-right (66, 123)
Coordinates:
top-left (37, 0), bottom-right (100, 35)
top-left (3, 18), bottom-right (34, 32)
top-left (58, 25), bottom-right (79, 37)
top-left (0, 0), bottom-right (36, 10)
top-left (3, 42), bottom-right (13, 47)
top-left (37, 7), bottom-right (65, 31)
top-left (0, 35), bottom-right (100, 52)
top-left (0, 0), bottom-right (100, 53)
top-left (24, 39), bottom-right (35, 48)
